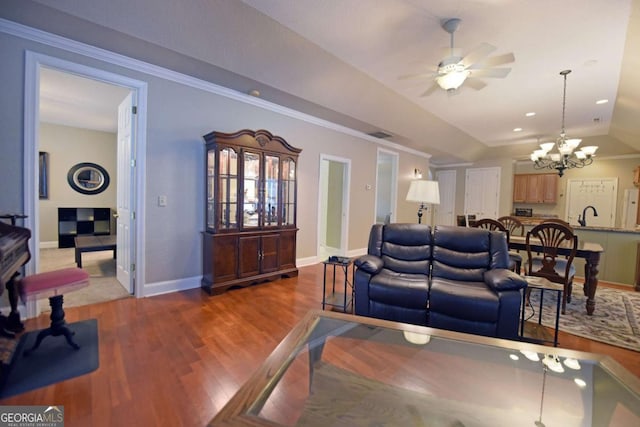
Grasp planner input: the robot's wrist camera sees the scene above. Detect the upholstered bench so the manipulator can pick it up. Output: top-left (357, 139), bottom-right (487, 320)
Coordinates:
top-left (19, 267), bottom-right (90, 355)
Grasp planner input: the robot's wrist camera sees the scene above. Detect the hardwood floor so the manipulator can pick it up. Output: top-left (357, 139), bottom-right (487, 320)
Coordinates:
top-left (1, 263), bottom-right (638, 426)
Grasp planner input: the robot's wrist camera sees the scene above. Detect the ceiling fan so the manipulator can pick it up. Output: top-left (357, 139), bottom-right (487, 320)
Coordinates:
top-left (400, 18), bottom-right (515, 96)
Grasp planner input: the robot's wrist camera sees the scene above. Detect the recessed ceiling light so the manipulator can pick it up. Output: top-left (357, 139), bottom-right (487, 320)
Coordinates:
top-left (513, 127), bottom-right (523, 132)
top-left (525, 112), bottom-right (536, 117)
top-left (248, 89), bottom-right (261, 97)
top-left (596, 99), bottom-right (608, 105)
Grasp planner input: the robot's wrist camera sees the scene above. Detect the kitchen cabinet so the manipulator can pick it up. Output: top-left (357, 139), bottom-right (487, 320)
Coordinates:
top-left (513, 174), bottom-right (528, 203)
top-left (513, 173), bottom-right (558, 204)
top-left (202, 129), bottom-right (301, 294)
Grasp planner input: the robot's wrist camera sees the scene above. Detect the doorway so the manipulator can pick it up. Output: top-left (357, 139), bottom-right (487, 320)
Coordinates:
top-left (24, 52), bottom-right (147, 315)
top-left (318, 155), bottom-right (351, 261)
top-left (375, 149), bottom-right (398, 224)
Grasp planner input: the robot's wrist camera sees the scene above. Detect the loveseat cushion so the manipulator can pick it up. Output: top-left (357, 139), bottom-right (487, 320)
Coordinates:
top-left (429, 278), bottom-right (500, 323)
top-left (369, 271), bottom-right (429, 309)
top-left (431, 226), bottom-right (509, 282)
top-left (380, 224), bottom-right (432, 275)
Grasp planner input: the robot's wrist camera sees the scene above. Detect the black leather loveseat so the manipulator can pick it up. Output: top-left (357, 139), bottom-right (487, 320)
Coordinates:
top-left (354, 224), bottom-right (527, 340)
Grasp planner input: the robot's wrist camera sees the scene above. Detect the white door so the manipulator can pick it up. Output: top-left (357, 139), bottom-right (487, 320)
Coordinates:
top-left (434, 170), bottom-right (456, 225)
top-left (464, 167), bottom-right (500, 219)
top-left (116, 92), bottom-right (135, 292)
top-left (375, 149), bottom-right (398, 223)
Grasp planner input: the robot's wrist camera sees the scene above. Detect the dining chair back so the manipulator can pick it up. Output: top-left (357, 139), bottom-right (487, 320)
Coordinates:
top-left (497, 216), bottom-right (525, 237)
top-left (541, 218), bottom-right (573, 230)
top-left (526, 222), bottom-right (578, 313)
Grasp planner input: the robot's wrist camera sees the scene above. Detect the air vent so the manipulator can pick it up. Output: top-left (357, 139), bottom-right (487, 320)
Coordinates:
top-left (368, 131), bottom-right (393, 139)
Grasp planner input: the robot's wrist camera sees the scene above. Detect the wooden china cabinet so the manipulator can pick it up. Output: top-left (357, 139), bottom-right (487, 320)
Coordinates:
top-left (201, 129), bottom-right (301, 294)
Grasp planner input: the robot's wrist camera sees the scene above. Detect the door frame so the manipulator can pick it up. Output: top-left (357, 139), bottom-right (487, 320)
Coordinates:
top-left (317, 154), bottom-right (351, 259)
top-left (24, 51), bottom-right (148, 311)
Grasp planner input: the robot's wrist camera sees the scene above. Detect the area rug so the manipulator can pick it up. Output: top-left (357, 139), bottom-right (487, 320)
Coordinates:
top-left (0, 318), bottom-right (99, 399)
top-left (525, 283), bottom-right (640, 351)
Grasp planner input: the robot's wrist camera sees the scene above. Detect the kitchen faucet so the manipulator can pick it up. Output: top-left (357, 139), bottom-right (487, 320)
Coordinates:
top-left (577, 205), bottom-right (598, 227)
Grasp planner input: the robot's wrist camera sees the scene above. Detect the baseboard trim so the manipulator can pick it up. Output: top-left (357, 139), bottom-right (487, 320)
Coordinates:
top-left (40, 241), bottom-right (58, 249)
top-left (143, 275), bottom-right (201, 297)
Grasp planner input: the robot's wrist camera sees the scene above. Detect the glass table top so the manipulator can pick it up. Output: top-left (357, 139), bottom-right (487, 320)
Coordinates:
top-left (208, 310), bottom-right (640, 427)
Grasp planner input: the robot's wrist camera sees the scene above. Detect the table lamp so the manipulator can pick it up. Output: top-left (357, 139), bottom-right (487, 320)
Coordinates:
top-left (406, 180), bottom-right (440, 224)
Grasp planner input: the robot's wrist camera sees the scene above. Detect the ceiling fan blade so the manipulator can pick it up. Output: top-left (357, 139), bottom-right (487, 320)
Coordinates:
top-left (472, 52), bottom-right (515, 68)
top-left (398, 71), bottom-right (437, 80)
top-left (465, 78), bottom-right (487, 90)
top-left (468, 67), bottom-right (512, 78)
top-left (461, 42), bottom-right (496, 68)
top-left (419, 82), bottom-right (440, 97)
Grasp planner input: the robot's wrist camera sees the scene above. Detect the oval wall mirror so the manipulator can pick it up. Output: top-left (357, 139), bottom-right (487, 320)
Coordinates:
top-left (67, 162), bottom-right (110, 195)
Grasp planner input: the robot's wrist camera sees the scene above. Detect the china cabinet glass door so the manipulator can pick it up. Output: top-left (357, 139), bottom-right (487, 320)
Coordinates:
top-left (243, 151), bottom-right (260, 228)
top-left (217, 147), bottom-right (238, 230)
top-left (282, 158), bottom-right (296, 226)
top-left (264, 155), bottom-right (280, 227)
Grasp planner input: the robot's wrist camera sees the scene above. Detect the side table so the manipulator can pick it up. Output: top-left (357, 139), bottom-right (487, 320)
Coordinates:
top-left (321, 258), bottom-right (353, 313)
top-left (520, 275), bottom-right (563, 347)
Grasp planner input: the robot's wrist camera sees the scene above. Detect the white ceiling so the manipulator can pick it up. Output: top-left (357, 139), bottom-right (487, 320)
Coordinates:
top-left (242, 0), bottom-right (628, 147)
top-left (34, 0), bottom-right (640, 165)
top-left (39, 67), bottom-right (129, 133)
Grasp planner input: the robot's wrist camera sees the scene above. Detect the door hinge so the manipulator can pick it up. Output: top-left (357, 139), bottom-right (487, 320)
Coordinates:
top-left (130, 263), bottom-right (136, 272)
top-left (132, 106), bottom-right (137, 114)
top-left (131, 159), bottom-right (136, 167)
top-left (131, 211), bottom-right (136, 220)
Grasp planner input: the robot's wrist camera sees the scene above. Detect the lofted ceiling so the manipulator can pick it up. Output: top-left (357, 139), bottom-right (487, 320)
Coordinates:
top-left (33, 0), bottom-right (640, 166)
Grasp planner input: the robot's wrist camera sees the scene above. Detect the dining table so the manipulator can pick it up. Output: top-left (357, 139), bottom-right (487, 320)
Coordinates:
top-left (509, 235), bottom-right (605, 315)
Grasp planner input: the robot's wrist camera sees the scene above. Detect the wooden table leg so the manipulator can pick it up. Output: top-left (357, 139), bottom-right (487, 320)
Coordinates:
top-left (583, 252), bottom-right (601, 316)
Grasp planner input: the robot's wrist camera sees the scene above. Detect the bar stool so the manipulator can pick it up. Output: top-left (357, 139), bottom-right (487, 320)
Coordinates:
top-left (19, 267), bottom-right (90, 356)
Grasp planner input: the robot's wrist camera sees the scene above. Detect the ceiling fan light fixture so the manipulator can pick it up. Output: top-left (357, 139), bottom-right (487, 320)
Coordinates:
top-left (436, 69), bottom-right (469, 91)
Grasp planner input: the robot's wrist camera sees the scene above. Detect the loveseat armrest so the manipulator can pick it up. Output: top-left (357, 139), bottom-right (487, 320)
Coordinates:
top-left (484, 269), bottom-right (527, 292)
top-left (354, 255), bottom-right (384, 275)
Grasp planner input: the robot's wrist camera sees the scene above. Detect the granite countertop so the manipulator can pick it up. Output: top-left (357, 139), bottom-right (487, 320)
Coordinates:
top-left (573, 225), bottom-right (640, 234)
top-left (516, 216), bottom-right (640, 234)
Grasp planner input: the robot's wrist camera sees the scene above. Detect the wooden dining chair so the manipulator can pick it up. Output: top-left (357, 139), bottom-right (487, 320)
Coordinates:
top-left (497, 216), bottom-right (525, 237)
top-left (541, 218), bottom-right (573, 230)
top-left (470, 218), bottom-right (520, 274)
top-left (525, 222), bottom-right (577, 314)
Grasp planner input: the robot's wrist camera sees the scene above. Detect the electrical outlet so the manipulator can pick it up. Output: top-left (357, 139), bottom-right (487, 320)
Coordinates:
top-left (158, 195), bottom-right (167, 207)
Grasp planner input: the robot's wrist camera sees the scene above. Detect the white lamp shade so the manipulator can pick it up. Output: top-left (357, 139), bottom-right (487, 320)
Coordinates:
top-left (406, 180), bottom-right (440, 205)
top-left (539, 142), bottom-right (555, 153)
top-left (581, 145), bottom-right (598, 156)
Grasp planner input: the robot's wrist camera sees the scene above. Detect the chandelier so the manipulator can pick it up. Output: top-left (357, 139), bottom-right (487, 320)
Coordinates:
top-left (530, 70), bottom-right (598, 177)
